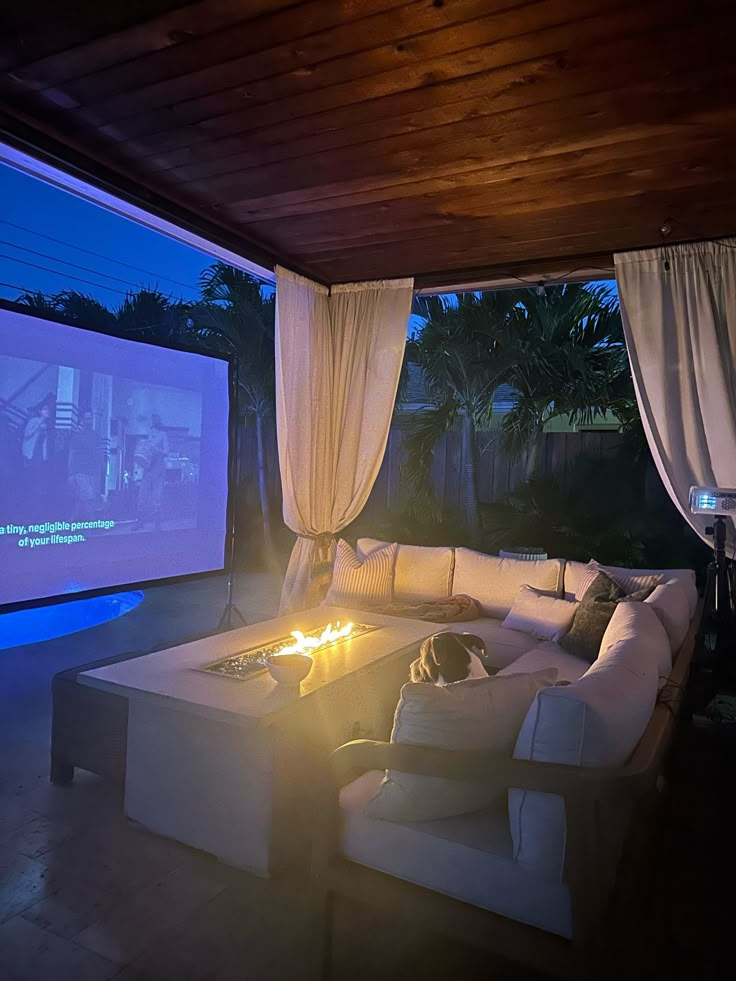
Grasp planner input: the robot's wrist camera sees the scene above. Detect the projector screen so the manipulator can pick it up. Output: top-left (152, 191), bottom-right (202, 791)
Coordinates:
top-left (0, 308), bottom-right (231, 609)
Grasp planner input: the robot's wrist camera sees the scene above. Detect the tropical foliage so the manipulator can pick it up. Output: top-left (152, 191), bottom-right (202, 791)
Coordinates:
top-left (405, 291), bottom-right (522, 530)
top-left (404, 284), bottom-right (635, 529)
top-left (193, 264), bottom-right (277, 561)
top-left (498, 285), bottom-right (634, 474)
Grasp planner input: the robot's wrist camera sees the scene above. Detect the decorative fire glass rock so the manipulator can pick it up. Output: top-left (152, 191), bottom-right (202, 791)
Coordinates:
top-left (200, 622), bottom-right (380, 681)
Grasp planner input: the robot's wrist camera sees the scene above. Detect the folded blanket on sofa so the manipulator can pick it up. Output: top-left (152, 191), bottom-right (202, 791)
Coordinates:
top-left (367, 593), bottom-right (481, 622)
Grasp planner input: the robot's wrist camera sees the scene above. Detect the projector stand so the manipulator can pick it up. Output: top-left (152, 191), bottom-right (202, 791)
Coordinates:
top-left (695, 516), bottom-right (735, 692)
top-left (218, 355), bottom-right (248, 632)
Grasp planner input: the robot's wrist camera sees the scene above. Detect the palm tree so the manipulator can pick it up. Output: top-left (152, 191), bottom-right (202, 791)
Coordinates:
top-left (499, 285), bottom-right (634, 478)
top-left (193, 263), bottom-right (277, 562)
top-left (114, 288), bottom-right (184, 338)
top-left (16, 289), bottom-right (115, 331)
top-left (404, 291), bottom-right (524, 531)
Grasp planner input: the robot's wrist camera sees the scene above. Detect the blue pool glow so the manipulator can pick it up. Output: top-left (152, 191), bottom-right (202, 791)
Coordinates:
top-left (0, 591), bottom-right (144, 650)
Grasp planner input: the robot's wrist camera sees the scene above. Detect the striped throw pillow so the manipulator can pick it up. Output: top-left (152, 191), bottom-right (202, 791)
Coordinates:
top-left (576, 560), bottom-right (664, 600)
top-left (574, 562), bottom-right (601, 601)
top-left (602, 566), bottom-right (664, 596)
top-left (325, 539), bottom-right (397, 608)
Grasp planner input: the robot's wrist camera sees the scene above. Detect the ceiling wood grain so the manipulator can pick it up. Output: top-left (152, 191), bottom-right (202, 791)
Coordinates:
top-left (0, 0), bottom-right (734, 286)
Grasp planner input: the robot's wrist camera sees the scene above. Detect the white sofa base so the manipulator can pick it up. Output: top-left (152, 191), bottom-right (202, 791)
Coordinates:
top-left (340, 769), bottom-right (572, 938)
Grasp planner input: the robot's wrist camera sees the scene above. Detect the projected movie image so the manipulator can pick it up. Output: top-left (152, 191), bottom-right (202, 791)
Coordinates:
top-left (0, 310), bottom-right (230, 607)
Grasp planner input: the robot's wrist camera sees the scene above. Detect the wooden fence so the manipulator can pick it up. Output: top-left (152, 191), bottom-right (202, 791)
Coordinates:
top-left (237, 417), bottom-right (624, 522)
top-left (361, 427), bottom-right (623, 521)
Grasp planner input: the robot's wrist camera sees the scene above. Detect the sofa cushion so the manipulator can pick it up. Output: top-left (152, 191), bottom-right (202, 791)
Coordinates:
top-left (510, 602), bottom-right (666, 880)
top-left (502, 586), bottom-right (578, 643)
top-left (365, 670), bottom-right (557, 823)
top-left (645, 581), bottom-right (691, 653)
top-left (340, 769), bottom-right (572, 938)
top-left (452, 549), bottom-right (563, 619)
top-left (326, 539), bottom-right (397, 607)
top-left (497, 645), bottom-right (590, 685)
top-left (357, 538), bottom-right (453, 604)
top-left (564, 561), bottom-right (697, 618)
top-left (461, 617), bottom-right (540, 670)
top-left (559, 571), bottom-right (625, 662)
top-left (599, 598), bottom-right (673, 687)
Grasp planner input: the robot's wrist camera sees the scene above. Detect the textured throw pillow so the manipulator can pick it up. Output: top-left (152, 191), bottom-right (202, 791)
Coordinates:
top-left (618, 585), bottom-right (656, 603)
top-left (502, 585), bottom-right (578, 642)
top-left (325, 539), bottom-right (397, 608)
top-left (560, 571), bottom-right (624, 662)
top-left (364, 669), bottom-right (558, 822)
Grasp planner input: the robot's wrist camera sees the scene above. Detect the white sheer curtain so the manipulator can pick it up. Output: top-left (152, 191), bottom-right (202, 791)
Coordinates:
top-left (615, 239), bottom-right (736, 541)
top-left (275, 266), bottom-right (413, 613)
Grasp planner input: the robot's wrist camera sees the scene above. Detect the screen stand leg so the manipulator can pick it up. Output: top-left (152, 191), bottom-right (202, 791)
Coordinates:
top-left (217, 355), bottom-right (249, 632)
top-left (218, 601), bottom-right (248, 630)
top-left (218, 571), bottom-right (248, 630)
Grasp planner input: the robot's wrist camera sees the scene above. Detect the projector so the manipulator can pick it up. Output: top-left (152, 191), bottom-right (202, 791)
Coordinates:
top-left (689, 486), bottom-right (736, 516)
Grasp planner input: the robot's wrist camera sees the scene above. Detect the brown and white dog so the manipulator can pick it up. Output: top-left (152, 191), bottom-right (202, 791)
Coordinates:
top-left (409, 632), bottom-right (489, 685)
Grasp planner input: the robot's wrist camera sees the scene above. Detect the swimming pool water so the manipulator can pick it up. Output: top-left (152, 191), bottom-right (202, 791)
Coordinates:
top-left (0, 591), bottom-right (144, 650)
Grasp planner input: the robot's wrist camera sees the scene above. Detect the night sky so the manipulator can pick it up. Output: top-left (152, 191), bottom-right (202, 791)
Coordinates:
top-left (0, 163), bottom-right (218, 309)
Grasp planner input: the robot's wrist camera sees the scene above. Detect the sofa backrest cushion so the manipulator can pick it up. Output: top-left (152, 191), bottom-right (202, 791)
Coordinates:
top-left (563, 560), bottom-right (697, 619)
top-left (644, 581), bottom-right (691, 653)
top-left (452, 548), bottom-right (563, 619)
top-left (357, 538), bottom-right (454, 604)
top-left (365, 669), bottom-right (557, 823)
top-left (509, 602), bottom-right (667, 879)
top-left (598, 600), bottom-right (673, 685)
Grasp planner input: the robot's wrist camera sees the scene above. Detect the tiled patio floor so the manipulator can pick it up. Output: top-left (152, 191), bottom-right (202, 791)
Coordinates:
top-left (0, 573), bottom-right (730, 980)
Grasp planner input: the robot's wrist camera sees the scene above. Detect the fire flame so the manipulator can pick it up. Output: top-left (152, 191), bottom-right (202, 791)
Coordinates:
top-left (275, 621), bottom-right (354, 658)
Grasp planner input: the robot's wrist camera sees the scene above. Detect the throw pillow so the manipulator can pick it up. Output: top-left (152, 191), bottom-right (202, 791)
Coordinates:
top-left (578, 559), bottom-right (664, 598)
top-left (573, 562), bottom-right (602, 601)
top-left (560, 571), bottom-right (624, 662)
top-left (502, 585), bottom-right (578, 642)
top-left (364, 669), bottom-right (557, 822)
top-left (325, 539), bottom-right (397, 608)
top-left (617, 585), bottom-right (656, 603)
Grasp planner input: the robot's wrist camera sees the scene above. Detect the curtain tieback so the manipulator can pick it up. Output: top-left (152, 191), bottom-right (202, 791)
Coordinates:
top-left (299, 531), bottom-right (336, 543)
top-left (298, 531), bottom-right (336, 569)
top-left (299, 533), bottom-right (337, 605)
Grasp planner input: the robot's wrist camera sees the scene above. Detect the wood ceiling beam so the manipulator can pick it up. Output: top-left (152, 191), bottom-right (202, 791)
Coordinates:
top-left (0, 1), bottom-right (296, 77)
top-left (1, 1), bottom-right (734, 286)
top-left (84, 0), bottom-right (653, 152)
top-left (158, 26), bottom-right (717, 185)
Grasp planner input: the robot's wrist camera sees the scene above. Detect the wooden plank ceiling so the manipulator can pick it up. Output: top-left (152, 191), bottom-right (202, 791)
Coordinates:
top-left (0, 0), bottom-right (734, 288)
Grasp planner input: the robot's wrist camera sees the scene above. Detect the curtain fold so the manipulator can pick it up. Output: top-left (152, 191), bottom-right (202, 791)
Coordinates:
top-left (275, 266), bottom-right (413, 613)
top-left (614, 239), bottom-right (736, 541)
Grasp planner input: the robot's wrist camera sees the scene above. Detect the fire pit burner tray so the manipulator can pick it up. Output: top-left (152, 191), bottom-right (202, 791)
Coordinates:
top-left (198, 621), bottom-right (381, 681)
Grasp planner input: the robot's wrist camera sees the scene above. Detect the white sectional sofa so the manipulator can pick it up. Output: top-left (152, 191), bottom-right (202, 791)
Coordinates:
top-left (357, 536), bottom-right (697, 672)
top-left (314, 540), bottom-right (699, 978)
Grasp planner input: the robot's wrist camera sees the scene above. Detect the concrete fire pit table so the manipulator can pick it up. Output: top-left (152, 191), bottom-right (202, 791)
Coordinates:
top-left (79, 606), bottom-right (443, 875)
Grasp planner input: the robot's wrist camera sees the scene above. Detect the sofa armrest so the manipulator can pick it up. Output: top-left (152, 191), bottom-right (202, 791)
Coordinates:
top-left (328, 739), bottom-right (646, 800)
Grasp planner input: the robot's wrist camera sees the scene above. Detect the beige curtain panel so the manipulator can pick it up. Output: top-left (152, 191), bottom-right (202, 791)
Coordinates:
top-left (275, 266), bottom-right (413, 613)
top-left (615, 239), bottom-right (736, 542)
